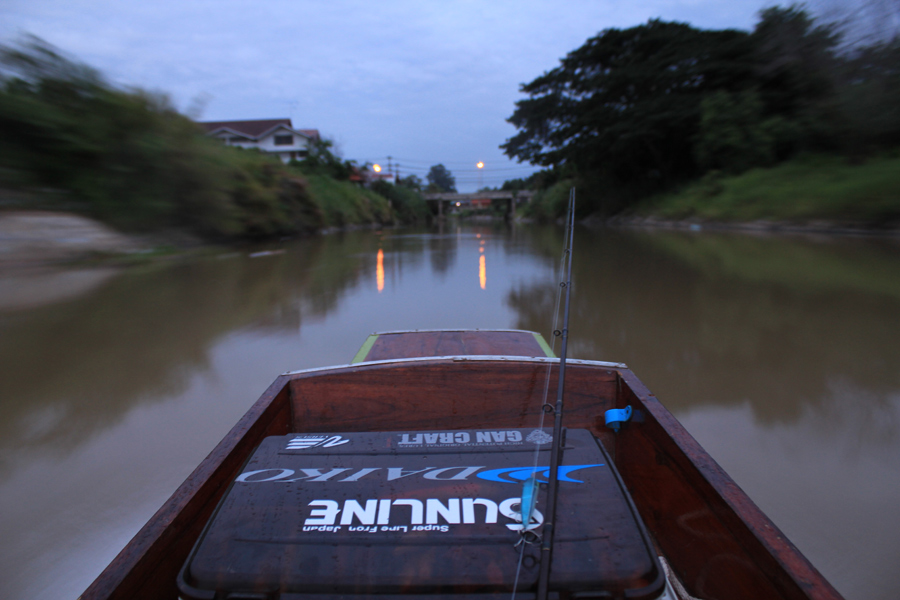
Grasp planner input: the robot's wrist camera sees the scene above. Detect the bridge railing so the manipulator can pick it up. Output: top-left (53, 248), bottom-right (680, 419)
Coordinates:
top-left (422, 191), bottom-right (534, 201)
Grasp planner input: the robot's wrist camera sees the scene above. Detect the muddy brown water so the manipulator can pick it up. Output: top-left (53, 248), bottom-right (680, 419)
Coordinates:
top-left (1, 224), bottom-right (898, 599)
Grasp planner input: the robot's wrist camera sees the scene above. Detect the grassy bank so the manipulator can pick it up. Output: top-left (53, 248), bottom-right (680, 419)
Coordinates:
top-left (518, 179), bottom-right (574, 222)
top-left (1, 38), bottom-right (427, 241)
top-left (637, 154), bottom-right (900, 225)
top-left (303, 174), bottom-right (391, 227)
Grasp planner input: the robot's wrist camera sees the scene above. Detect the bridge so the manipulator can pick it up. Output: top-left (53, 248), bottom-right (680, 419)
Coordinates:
top-left (422, 190), bottom-right (534, 219)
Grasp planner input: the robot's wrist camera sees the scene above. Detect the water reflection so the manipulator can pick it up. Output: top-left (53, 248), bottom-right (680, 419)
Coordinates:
top-left (426, 226), bottom-right (457, 277)
top-left (508, 229), bottom-right (900, 428)
top-left (507, 227), bottom-right (900, 599)
top-left (1, 224), bottom-right (898, 600)
top-left (0, 267), bottom-right (119, 311)
top-left (0, 232), bottom-right (381, 468)
top-left (377, 248), bottom-right (385, 293)
top-left (479, 254), bottom-right (486, 289)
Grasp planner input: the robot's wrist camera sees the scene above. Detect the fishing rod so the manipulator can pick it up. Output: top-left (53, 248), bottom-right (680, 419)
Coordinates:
top-left (535, 187), bottom-right (576, 600)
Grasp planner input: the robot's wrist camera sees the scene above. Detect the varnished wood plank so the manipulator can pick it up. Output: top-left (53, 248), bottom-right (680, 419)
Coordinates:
top-left (80, 355), bottom-right (844, 600)
top-left (362, 330), bottom-right (551, 362)
top-left (290, 360), bottom-right (618, 444)
top-left (614, 369), bottom-right (844, 600)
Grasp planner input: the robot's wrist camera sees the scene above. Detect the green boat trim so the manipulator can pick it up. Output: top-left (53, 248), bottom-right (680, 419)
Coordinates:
top-left (351, 334), bottom-right (379, 363)
top-left (533, 331), bottom-right (555, 357)
top-left (353, 330), bottom-right (555, 363)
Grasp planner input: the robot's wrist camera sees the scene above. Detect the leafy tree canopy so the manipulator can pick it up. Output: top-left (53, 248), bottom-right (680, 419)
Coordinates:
top-left (426, 163), bottom-right (456, 192)
top-left (500, 6), bottom-right (867, 212)
top-left (752, 5), bottom-right (841, 118)
top-left (398, 174), bottom-right (423, 191)
top-left (294, 138), bottom-right (359, 180)
top-left (501, 19), bottom-right (756, 188)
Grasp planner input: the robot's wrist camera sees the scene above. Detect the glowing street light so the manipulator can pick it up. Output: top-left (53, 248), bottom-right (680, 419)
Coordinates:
top-left (476, 161), bottom-right (484, 188)
top-left (373, 164), bottom-right (382, 173)
top-left (476, 161), bottom-right (484, 169)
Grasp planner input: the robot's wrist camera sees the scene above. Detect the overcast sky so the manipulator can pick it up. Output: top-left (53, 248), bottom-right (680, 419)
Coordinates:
top-left (2, 0), bottom-right (776, 191)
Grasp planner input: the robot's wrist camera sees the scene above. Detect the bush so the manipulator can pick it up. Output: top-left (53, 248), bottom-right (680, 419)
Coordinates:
top-left (639, 153), bottom-right (900, 224)
top-left (522, 179), bottom-right (574, 222)
top-left (370, 180), bottom-right (431, 223)
top-left (0, 38), bottom-right (330, 239)
top-left (695, 91), bottom-right (776, 173)
top-left (303, 174), bottom-right (391, 227)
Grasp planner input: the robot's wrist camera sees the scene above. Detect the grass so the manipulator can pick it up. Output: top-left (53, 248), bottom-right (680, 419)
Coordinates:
top-left (638, 153), bottom-right (900, 225)
top-left (521, 179), bottom-right (575, 221)
top-left (303, 174), bottom-right (392, 227)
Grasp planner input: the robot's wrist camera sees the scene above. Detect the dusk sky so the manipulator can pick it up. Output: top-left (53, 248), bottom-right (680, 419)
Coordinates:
top-left (2, 0), bottom-right (797, 191)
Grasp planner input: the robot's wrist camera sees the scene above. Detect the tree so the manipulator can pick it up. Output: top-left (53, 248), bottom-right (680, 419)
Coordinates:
top-left (753, 6), bottom-right (840, 116)
top-left (398, 174), bottom-right (423, 191)
top-left (695, 90), bottom-right (777, 172)
top-left (751, 5), bottom-right (842, 155)
top-left (426, 163), bottom-right (456, 192)
top-left (835, 37), bottom-right (900, 152)
top-left (501, 20), bottom-right (757, 192)
top-left (371, 179), bottom-right (430, 223)
top-left (295, 138), bottom-right (358, 180)
top-left (0, 37), bottom-right (326, 238)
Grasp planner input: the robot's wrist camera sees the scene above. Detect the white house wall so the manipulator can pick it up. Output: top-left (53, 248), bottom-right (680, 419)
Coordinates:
top-left (214, 129), bottom-right (312, 163)
top-left (256, 131), bottom-right (310, 153)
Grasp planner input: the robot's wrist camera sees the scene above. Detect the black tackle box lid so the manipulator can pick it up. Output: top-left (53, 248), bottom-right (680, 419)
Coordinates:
top-left (178, 428), bottom-right (664, 599)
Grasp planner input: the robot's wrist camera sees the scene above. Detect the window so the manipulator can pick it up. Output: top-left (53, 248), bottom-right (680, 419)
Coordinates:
top-left (274, 135), bottom-right (293, 146)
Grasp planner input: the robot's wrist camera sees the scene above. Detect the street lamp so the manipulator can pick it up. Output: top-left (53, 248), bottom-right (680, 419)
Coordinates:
top-left (476, 161), bottom-right (484, 189)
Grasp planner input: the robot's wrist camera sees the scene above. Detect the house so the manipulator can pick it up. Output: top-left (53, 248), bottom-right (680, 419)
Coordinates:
top-left (199, 119), bottom-right (320, 163)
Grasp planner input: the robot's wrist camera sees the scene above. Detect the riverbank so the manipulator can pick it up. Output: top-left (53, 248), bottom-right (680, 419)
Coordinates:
top-left (0, 211), bottom-right (154, 268)
top-left (0, 209), bottom-right (388, 312)
top-left (0, 209), bottom-right (396, 270)
top-left (5, 208), bottom-right (899, 275)
top-left (631, 153), bottom-right (900, 228)
top-left (599, 214), bottom-right (900, 239)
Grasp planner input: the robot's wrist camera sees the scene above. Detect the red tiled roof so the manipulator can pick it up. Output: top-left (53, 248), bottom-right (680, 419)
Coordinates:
top-left (199, 119), bottom-right (292, 137)
top-left (295, 129), bottom-right (320, 141)
top-left (199, 119), bottom-right (317, 140)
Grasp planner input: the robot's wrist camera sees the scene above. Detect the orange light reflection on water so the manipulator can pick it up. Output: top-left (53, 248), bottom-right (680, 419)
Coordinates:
top-left (377, 248), bottom-right (384, 292)
top-left (479, 254), bottom-right (486, 289)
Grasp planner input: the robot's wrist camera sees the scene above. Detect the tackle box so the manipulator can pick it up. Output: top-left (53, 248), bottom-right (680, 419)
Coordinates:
top-left (178, 428), bottom-right (665, 599)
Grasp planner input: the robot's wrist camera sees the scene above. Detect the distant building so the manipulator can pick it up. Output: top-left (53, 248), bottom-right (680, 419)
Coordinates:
top-left (368, 172), bottom-right (396, 185)
top-left (199, 119), bottom-right (320, 163)
top-left (350, 167), bottom-right (396, 186)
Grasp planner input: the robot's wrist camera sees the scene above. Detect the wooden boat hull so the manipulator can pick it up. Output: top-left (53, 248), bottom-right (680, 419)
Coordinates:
top-left (81, 331), bottom-right (843, 600)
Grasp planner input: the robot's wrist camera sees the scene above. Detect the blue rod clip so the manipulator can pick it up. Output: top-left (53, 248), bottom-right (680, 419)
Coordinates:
top-left (605, 405), bottom-right (633, 433)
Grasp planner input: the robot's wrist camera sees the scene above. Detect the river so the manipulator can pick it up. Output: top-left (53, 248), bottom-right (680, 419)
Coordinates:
top-left (1, 223), bottom-right (898, 599)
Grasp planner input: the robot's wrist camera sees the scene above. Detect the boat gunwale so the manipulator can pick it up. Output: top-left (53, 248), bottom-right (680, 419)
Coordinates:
top-left (615, 369), bottom-right (845, 600)
top-left (79, 374), bottom-right (295, 600)
top-left (363, 328), bottom-right (544, 335)
top-left (283, 355), bottom-right (628, 377)
top-left (80, 356), bottom-right (844, 600)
